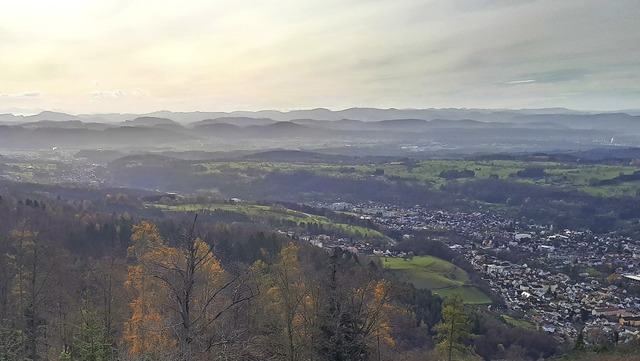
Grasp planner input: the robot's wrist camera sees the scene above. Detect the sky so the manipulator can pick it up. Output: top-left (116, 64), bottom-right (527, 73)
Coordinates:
top-left (0, 0), bottom-right (639, 115)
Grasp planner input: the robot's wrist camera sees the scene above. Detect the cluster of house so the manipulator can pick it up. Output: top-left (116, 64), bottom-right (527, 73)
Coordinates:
top-left (311, 201), bottom-right (640, 344)
top-left (297, 233), bottom-right (378, 255)
top-left (1, 150), bottom-right (103, 185)
top-left (476, 231), bottom-right (640, 343)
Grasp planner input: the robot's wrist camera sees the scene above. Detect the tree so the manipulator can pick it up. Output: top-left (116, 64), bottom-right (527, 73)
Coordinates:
top-left (433, 294), bottom-right (476, 361)
top-left (252, 243), bottom-right (311, 361)
top-left (122, 221), bottom-right (176, 359)
top-left (0, 219), bottom-right (81, 361)
top-left (83, 257), bottom-right (128, 350)
top-left (394, 283), bottom-right (442, 330)
top-left (70, 306), bottom-right (113, 361)
top-left (123, 218), bottom-right (257, 361)
top-left (0, 320), bottom-right (25, 361)
top-left (314, 250), bottom-right (398, 361)
top-left (0, 233), bottom-right (15, 325)
top-left (516, 167), bottom-right (546, 178)
top-left (9, 226), bottom-right (55, 361)
top-left (171, 225), bottom-right (253, 359)
top-left (573, 329), bottom-right (585, 351)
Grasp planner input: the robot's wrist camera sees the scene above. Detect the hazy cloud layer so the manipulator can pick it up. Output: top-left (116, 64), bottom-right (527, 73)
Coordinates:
top-left (0, 0), bottom-right (638, 114)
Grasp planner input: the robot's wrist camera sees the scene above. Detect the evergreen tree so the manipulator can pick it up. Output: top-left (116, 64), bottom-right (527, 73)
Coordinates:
top-left (574, 329), bottom-right (585, 351)
top-left (433, 294), bottom-right (476, 361)
top-left (0, 321), bottom-right (25, 361)
top-left (71, 307), bottom-right (113, 361)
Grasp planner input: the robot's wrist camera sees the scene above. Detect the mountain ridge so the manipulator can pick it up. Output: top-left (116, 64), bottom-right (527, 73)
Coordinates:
top-left (0, 107), bottom-right (618, 124)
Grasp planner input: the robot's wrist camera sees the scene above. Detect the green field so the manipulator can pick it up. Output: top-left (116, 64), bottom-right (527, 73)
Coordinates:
top-left (502, 315), bottom-right (535, 330)
top-left (5, 155), bottom-right (640, 199)
top-left (151, 202), bottom-right (387, 239)
top-left (193, 159), bottom-right (640, 198)
top-left (382, 256), bottom-right (491, 304)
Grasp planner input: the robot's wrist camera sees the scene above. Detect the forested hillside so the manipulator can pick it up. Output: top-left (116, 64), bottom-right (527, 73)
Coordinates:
top-left (0, 188), bottom-right (562, 361)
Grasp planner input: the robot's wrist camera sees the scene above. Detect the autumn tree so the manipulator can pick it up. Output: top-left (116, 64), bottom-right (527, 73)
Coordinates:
top-left (123, 218), bottom-right (256, 361)
top-left (122, 221), bottom-right (175, 359)
top-left (252, 243), bottom-right (311, 361)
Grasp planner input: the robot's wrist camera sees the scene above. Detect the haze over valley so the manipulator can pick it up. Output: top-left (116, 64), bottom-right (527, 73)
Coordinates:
top-left (1, 108), bottom-right (638, 154)
top-left (2, 1), bottom-right (640, 360)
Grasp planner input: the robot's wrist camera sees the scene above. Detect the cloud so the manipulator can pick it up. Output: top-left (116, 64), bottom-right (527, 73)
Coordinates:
top-left (507, 70), bottom-right (585, 85)
top-left (129, 88), bottom-right (146, 97)
top-left (0, 0), bottom-right (638, 112)
top-left (507, 80), bottom-right (536, 85)
top-left (90, 88), bottom-right (147, 100)
top-left (90, 89), bottom-right (127, 99)
top-left (1, 91), bottom-right (41, 97)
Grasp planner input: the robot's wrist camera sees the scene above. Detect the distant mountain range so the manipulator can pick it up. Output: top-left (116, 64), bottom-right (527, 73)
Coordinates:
top-left (0, 107), bottom-right (637, 126)
top-left (0, 107), bottom-right (617, 123)
top-left (0, 108), bottom-right (638, 152)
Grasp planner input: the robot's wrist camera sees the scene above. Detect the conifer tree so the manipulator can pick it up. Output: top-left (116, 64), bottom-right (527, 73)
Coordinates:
top-left (72, 306), bottom-right (113, 361)
top-left (433, 294), bottom-right (476, 361)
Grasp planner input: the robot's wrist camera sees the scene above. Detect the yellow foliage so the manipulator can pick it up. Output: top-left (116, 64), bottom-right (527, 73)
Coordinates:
top-left (9, 228), bottom-right (38, 249)
top-left (304, 295), bottom-right (314, 309)
top-left (194, 237), bottom-right (224, 278)
top-left (293, 314), bottom-right (305, 327)
top-left (250, 259), bottom-right (267, 270)
top-left (123, 222), bottom-right (229, 356)
top-left (374, 279), bottom-right (390, 300)
top-left (267, 286), bottom-right (280, 297)
top-left (123, 221), bottom-right (174, 356)
top-left (128, 220), bottom-right (164, 258)
top-left (369, 280), bottom-right (397, 347)
top-left (123, 300), bottom-right (175, 355)
top-left (280, 243), bottom-right (300, 267)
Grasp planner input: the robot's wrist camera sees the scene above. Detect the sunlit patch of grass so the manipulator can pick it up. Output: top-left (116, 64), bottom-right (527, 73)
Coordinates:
top-left (383, 256), bottom-right (491, 304)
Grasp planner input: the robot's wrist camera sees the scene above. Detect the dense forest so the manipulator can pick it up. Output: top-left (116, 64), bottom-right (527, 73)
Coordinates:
top-left (0, 188), bottom-right (567, 361)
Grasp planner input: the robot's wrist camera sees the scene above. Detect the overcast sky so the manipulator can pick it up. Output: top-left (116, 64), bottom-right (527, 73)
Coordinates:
top-left (1, 0), bottom-right (638, 114)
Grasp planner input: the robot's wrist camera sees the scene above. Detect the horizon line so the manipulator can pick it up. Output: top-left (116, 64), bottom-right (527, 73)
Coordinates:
top-left (3, 106), bottom-right (639, 118)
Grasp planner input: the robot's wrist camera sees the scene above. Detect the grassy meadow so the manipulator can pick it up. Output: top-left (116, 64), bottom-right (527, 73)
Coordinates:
top-left (382, 255), bottom-right (491, 304)
top-left (501, 315), bottom-right (536, 330)
top-left (151, 201), bottom-right (387, 239)
top-left (192, 159), bottom-right (640, 197)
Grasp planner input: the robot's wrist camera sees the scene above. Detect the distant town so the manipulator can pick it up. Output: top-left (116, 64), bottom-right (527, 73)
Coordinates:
top-left (295, 201), bottom-right (640, 345)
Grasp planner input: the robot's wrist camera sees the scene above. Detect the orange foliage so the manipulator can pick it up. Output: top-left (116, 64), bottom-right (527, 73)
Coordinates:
top-left (122, 221), bottom-right (174, 356)
top-left (123, 221), bottom-right (229, 356)
top-left (370, 280), bottom-right (397, 347)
